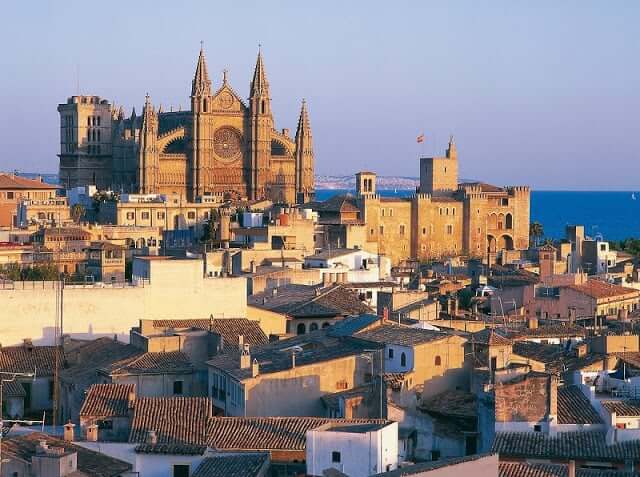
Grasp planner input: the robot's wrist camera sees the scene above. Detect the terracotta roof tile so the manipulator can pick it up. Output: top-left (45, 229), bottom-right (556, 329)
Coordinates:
top-left (356, 323), bottom-right (459, 347)
top-left (602, 400), bottom-right (640, 417)
top-left (2, 380), bottom-right (26, 397)
top-left (567, 280), bottom-right (640, 300)
top-left (151, 318), bottom-right (268, 346)
top-left (499, 462), bottom-right (639, 477)
top-left (192, 453), bottom-right (270, 477)
top-left (507, 324), bottom-right (588, 340)
top-left (1, 432), bottom-right (131, 477)
top-left (102, 351), bottom-right (193, 376)
top-left (470, 328), bottom-right (512, 346)
top-left (557, 386), bottom-right (603, 424)
top-left (206, 417), bottom-right (388, 451)
top-left (0, 344), bottom-right (62, 376)
top-left (80, 383), bottom-right (134, 418)
top-left (0, 173), bottom-right (59, 190)
top-left (134, 443), bottom-right (207, 455)
top-left (492, 430), bottom-right (640, 461)
top-left (129, 397), bottom-right (212, 445)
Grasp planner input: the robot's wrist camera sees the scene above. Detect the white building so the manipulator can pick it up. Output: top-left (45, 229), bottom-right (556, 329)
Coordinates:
top-left (304, 248), bottom-right (391, 283)
top-left (306, 421), bottom-right (398, 477)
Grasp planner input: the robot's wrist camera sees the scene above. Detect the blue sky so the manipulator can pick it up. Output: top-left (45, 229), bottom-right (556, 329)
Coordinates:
top-left (1, 1), bottom-right (638, 190)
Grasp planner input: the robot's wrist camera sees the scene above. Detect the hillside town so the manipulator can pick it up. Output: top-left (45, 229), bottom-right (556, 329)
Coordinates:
top-left (1, 34), bottom-right (640, 477)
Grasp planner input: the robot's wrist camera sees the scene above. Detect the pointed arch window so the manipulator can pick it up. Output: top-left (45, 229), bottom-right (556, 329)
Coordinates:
top-left (400, 352), bottom-right (407, 367)
top-left (261, 100), bottom-right (266, 114)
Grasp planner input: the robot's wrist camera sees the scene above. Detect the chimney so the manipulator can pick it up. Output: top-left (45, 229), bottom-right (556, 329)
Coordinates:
top-left (568, 460), bottom-right (576, 477)
top-left (271, 287), bottom-right (278, 297)
top-left (574, 342), bottom-right (588, 358)
top-left (240, 343), bottom-right (251, 369)
top-left (36, 440), bottom-right (49, 454)
top-left (252, 358), bottom-right (260, 377)
top-left (323, 272), bottom-right (331, 286)
top-left (147, 430), bottom-right (158, 445)
top-left (86, 424), bottom-right (98, 442)
top-left (250, 260), bottom-right (256, 274)
top-left (527, 317), bottom-right (539, 330)
top-left (128, 390), bottom-right (136, 409)
top-left (548, 375), bottom-right (558, 424)
top-left (23, 338), bottom-right (33, 349)
top-left (292, 352), bottom-right (296, 369)
top-left (238, 335), bottom-right (244, 352)
top-left (382, 306), bottom-right (389, 323)
top-left (568, 307), bottom-right (577, 324)
top-left (63, 422), bottom-right (75, 442)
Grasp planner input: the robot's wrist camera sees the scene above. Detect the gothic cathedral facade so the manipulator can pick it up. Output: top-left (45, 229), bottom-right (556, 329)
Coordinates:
top-left (58, 48), bottom-right (315, 204)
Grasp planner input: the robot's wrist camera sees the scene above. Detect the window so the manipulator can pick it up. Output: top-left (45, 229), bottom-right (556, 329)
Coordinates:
top-left (422, 227), bottom-right (426, 235)
top-left (600, 244), bottom-right (607, 251)
top-left (48, 379), bottom-right (55, 399)
top-left (173, 380), bottom-right (183, 395)
top-left (389, 208), bottom-right (394, 217)
top-left (126, 212), bottom-right (135, 220)
top-left (173, 464), bottom-right (190, 477)
top-left (389, 348), bottom-right (394, 359)
top-left (446, 224), bottom-right (453, 235)
top-left (157, 212), bottom-right (165, 219)
top-left (533, 424), bottom-right (542, 432)
top-left (310, 323), bottom-right (318, 331)
top-left (97, 116), bottom-right (101, 126)
top-left (501, 198), bottom-right (509, 206)
top-left (7, 191), bottom-right (14, 199)
top-left (297, 323), bottom-right (306, 335)
top-left (187, 211), bottom-right (196, 219)
top-left (431, 450), bottom-right (441, 461)
top-left (141, 212), bottom-right (150, 220)
top-left (399, 225), bottom-right (405, 236)
top-left (332, 451), bottom-right (341, 463)
top-left (379, 225), bottom-right (384, 235)
top-left (452, 207), bottom-right (456, 215)
top-left (97, 419), bottom-right (113, 429)
top-left (400, 352), bottom-right (407, 367)
top-left (381, 208), bottom-right (385, 217)
top-left (336, 380), bottom-right (348, 390)
top-left (435, 356), bottom-right (441, 366)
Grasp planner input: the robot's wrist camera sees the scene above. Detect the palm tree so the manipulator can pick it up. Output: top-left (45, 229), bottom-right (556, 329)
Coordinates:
top-left (71, 204), bottom-right (85, 224)
top-left (529, 221), bottom-right (544, 247)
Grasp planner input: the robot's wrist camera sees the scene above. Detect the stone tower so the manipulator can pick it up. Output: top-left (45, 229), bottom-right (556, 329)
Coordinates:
top-left (190, 46), bottom-right (215, 199)
top-left (249, 47), bottom-right (273, 200)
top-left (420, 136), bottom-right (458, 196)
top-left (295, 99), bottom-right (315, 203)
top-left (356, 171), bottom-right (377, 197)
top-left (138, 95), bottom-right (159, 194)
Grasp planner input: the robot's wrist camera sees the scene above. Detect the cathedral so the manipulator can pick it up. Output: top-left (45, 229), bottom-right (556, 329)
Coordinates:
top-left (58, 48), bottom-right (315, 204)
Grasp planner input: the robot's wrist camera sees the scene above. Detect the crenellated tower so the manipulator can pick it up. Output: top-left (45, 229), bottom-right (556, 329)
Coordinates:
top-left (190, 46), bottom-right (214, 199)
top-left (248, 47), bottom-right (274, 200)
top-left (294, 99), bottom-right (315, 203)
top-left (138, 95), bottom-right (159, 194)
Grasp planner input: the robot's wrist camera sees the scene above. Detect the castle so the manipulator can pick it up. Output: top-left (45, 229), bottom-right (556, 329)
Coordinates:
top-left (353, 137), bottom-right (530, 264)
top-left (57, 47), bottom-right (315, 204)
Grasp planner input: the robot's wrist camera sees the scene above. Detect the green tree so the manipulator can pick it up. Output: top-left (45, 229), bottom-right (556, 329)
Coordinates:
top-left (529, 221), bottom-right (544, 247)
top-left (201, 208), bottom-right (220, 243)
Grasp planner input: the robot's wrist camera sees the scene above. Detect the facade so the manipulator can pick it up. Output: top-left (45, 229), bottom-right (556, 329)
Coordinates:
top-left (0, 173), bottom-right (59, 228)
top-left (58, 48), bottom-right (315, 204)
top-left (343, 138), bottom-right (530, 264)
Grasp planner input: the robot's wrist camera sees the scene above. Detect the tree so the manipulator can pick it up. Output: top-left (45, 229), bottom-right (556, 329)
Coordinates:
top-left (71, 204), bottom-right (85, 224)
top-left (201, 208), bottom-right (219, 243)
top-left (529, 221), bottom-right (544, 247)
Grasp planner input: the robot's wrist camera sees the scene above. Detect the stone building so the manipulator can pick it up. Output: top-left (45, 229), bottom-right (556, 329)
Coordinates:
top-left (58, 47), bottom-right (315, 205)
top-left (337, 137), bottom-right (530, 264)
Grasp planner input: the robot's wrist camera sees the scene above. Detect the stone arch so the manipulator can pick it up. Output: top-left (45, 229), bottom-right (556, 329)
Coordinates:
top-left (310, 323), bottom-right (319, 332)
top-left (498, 213), bottom-right (505, 230)
top-left (162, 136), bottom-right (186, 154)
top-left (136, 238), bottom-right (146, 248)
top-left (270, 138), bottom-right (290, 156)
top-left (487, 234), bottom-right (497, 254)
top-left (322, 322), bottom-right (331, 329)
top-left (157, 127), bottom-right (186, 153)
top-left (296, 323), bottom-right (306, 335)
top-left (498, 234), bottom-right (514, 251)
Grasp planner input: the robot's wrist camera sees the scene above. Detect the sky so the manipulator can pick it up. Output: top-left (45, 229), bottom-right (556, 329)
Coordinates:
top-left (0, 1), bottom-right (638, 190)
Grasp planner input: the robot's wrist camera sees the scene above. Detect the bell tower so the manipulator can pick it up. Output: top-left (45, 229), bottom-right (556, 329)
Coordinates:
top-left (295, 99), bottom-right (315, 203)
top-left (190, 44), bottom-right (214, 200)
top-left (249, 46), bottom-right (273, 200)
top-left (138, 94), bottom-right (159, 194)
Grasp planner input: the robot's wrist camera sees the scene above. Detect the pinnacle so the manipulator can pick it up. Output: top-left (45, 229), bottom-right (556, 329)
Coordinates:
top-left (250, 47), bottom-right (269, 97)
top-left (192, 45), bottom-right (212, 97)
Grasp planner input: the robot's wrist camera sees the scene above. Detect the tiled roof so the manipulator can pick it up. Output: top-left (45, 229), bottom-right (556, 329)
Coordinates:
top-left (192, 453), bottom-right (270, 477)
top-left (328, 313), bottom-right (380, 337)
top-left (470, 328), bottom-right (512, 346)
top-left (248, 284), bottom-right (372, 318)
top-left (207, 330), bottom-right (381, 380)
top-left (129, 397), bottom-right (212, 445)
top-left (0, 344), bottom-right (62, 376)
top-left (512, 342), bottom-right (607, 373)
top-left (460, 181), bottom-right (505, 193)
top-left (2, 380), bottom-right (26, 397)
top-left (602, 400), bottom-right (640, 417)
top-left (566, 280), bottom-right (640, 300)
top-left (557, 386), bottom-right (603, 424)
top-left (613, 352), bottom-right (640, 369)
top-left (499, 462), bottom-right (565, 477)
top-left (355, 323), bottom-right (459, 347)
top-left (307, 194), bottom-right (359, 213)
top-left (507, 324), bottom-right (588, 340)
top-left (492, 430), bottom-right (640, 460)
top-left (0, 173), bottom-right (59, 190)
top-left (1, 432), bottom-right (131, 477)
top-left (80, 383), bottom-right (134, 418)
top-left (206, 417), bottom-right (387, 451)
top-left (102, 351), bottom-right (193, 376)
top-left (150, 318), bottom-right (268, 346)
top-left (421, 390), bottom-right (476, 418)
top-left (374, 453), bottom-right (496, 476)
top-left (134, 443), bottom-right (207, 455)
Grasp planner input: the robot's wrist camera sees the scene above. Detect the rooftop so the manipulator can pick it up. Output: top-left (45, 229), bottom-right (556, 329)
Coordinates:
top-left (1, 432), bottom-right (131, 477)
top-left (306, 248), bottom-right (360, 260)
top-left (0, 343), bottom-right (61, 376)
top-left (470, 328), bottom-right (512, 346)
top-left (601, 400), bottom-right (640, 417)
top-left (248, 284), bottom-right (373, 318)
top-left (506, 324), bottom-right (589, 340)
top-left (557, 385), bottom-right (603, 425)
top-left (192, 453), bottom-right (270, 477)
top-left (374, 453), bottom-right (496, 476)
top-left (80, 383), bottom-right (134, 418)
top-left (498, 462), bottom-right (637, 477)
top-left (101, 351), bottom-right (193, 376)
top-left (567, 280), bottom-right (640, 300)
top-left (492, 430), bottom-right (640, 461)
top-left (0, 173), bottom-right (59, 190)
top-left (207, 329), bottom-right (382, 380)
top-left (355, 322), bottom-right (460, 347)
top-left (512, 341), bottom-right (607, 373)
top-left (150, 318), bottom-right (268, 347)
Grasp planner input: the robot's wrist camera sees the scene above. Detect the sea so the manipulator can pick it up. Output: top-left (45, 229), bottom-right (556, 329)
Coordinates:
top-left (315, 190), bottom-right (640, 242)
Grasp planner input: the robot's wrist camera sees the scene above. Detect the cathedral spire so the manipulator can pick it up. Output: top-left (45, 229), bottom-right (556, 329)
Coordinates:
top-left (191, 44), bottom-right (212, 97)
top-left (296, 99), bottom-right (311, 137)
top-left (250, 46), bottom-right (269, 98)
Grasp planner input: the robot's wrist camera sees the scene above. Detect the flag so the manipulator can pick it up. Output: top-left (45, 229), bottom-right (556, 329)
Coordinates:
top-left (416, 134), bottom-right (425, 143)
